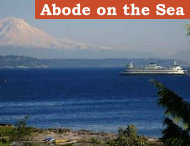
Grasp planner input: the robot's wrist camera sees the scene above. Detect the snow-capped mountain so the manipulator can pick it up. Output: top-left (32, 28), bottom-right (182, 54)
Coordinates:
top-left (0, 17), bottom-right (103, 50)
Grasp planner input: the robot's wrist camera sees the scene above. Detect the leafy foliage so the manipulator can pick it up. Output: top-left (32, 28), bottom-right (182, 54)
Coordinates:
top-left (0, 126), bottom-right (13, 145)
top-left (151, 80), bottom-right (190, 146)
top-left (109, 125), bottom-right (149, 146)
top-left (0, 126), bottom-right (14, 137)
top-left (90, 137), bottom-right (101, 145)
top-left (0, 142), bottom-right (10, 146)
top-left (10, 116), bottom-right (31, 141)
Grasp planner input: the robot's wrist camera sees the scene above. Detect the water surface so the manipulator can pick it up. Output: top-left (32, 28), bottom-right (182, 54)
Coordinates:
top-left (0, 68), bottom-right (189, 137)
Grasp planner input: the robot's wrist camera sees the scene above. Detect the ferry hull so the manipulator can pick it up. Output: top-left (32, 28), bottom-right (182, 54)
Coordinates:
top-left (121, 62), bottom-right (188, 76)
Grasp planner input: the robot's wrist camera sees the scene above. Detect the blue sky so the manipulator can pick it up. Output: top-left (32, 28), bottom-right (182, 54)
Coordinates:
top-left (0, 0), bottom-right (190, 59)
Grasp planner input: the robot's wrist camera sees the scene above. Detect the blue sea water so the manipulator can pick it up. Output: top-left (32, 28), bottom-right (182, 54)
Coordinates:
top-left (0, 68), bottom-right (190, 137)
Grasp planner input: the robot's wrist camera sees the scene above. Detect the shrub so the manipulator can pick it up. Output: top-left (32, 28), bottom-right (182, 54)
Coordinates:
top-left (109, 125), bottom-right (149, 146)
top-left (0, 142), bottom-right (10, 146)
top-left (90, 137), bottom-right (101, 145)
top-left (10, 116), bottom-right (31, 141)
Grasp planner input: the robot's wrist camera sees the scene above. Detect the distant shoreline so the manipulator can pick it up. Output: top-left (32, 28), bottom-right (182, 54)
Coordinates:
top-left (0, 55), bottom-right (189, 68)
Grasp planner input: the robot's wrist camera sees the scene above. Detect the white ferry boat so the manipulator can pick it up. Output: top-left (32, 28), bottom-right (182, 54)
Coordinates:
top-left (121, 62), bottom-right (187, 75)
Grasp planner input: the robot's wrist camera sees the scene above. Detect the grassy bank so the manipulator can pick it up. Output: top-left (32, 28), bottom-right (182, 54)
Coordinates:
top-left (0, 124), bottom-right (162, 146)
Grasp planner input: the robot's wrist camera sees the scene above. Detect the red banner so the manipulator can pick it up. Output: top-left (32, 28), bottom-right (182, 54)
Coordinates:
top-left (35, 0), bottom-right (190, 19)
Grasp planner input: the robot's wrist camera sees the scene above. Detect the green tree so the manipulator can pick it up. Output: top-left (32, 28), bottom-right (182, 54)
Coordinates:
top-left (109, 125), bottom-right (149, 146)
top-left (11, 116), bottom-right (31, 141)
top-left (151, 80), bottom-right (190, 145)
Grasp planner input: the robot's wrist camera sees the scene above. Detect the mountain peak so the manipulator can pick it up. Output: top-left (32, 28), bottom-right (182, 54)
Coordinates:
top-left (0, 17), bottom-right (29, 29)
top-left (0, 17), bottom-right (106, 50)
top-left (0, 17), bottom-right (53, 48)
top-left (1, 17), bottom-right (26, 24)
